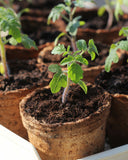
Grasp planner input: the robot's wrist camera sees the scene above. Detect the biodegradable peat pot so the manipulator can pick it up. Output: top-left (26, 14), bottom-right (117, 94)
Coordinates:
top-left (0, 59), bottom-right (51, 139)
top-left (19, 84), bottom-right (111, 160)
top-left (6, 42), bottom-right (51, 61)
top-left (75, 8), bottom-right (128, 45)
top-left (37, 42), bottom-right (126, 83)
top-left (95, 64), bottom-right (128, 147)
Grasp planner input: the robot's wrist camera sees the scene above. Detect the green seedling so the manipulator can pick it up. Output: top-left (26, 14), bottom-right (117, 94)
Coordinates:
top-left (105, 26), bottom-right (128, 72)
top-left (0, 7), bottom-right (37, 78)
top-left (98, 0), bottom-right (128, 29)
top-left (0, 0), bottom-right (31, 19)
top-left (48, 0), bottom-right (98, 103)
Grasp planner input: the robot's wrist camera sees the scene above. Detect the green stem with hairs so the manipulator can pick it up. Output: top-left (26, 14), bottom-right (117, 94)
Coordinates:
top-left (61, 3), bottom-right (78, 103)
top-left (62, 36), bottom-right (77, 103)
top-left (61, 14), bottom-right (70, 23)
top-left (70, 7), bottom-right (76, 20)
top-left (0, 35), bottom-right (9, 78)
top-left (62, 76), bottom-right (71, 103)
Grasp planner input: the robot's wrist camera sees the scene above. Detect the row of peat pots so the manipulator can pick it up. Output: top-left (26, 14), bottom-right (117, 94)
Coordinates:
top-left (1, 1), bottom-right (128, 160)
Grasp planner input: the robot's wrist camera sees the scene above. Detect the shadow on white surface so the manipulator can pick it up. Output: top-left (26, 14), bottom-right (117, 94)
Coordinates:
top-left (0, 125), bottom-right (41, 160)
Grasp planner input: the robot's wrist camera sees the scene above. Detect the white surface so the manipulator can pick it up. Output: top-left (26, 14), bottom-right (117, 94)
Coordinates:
top-left (0, 125), bottom-right (41, 160)
top-left (78, 144), bottom-right (128, 160)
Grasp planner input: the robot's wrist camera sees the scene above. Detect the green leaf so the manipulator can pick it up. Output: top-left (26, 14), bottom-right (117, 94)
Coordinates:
top-left (114, 0), bottom-right (123, 21)
top-left (66, 16), bottom-right (81, 36)
top-left (50, 72), bottom-right (67, 93)
top-left (63, 45), bottom-right (71, 56)
top-left (60, 55), bottom-right (74, 66)
top-left (88, 39), bottom-right (98, 61)
top-left (8, 24), bottom-right (21, 42)
top-left (105, 40), bottom-right (128, 72)
top-left (0, 7), bottom-right (21, 42)
top-left (75, 55), bottom-right (88, 65)
top-left (119, 27), bottom-right (128, 37)
top-left (67, 45), bottom-right (70, 52)
top-left (63, 51), bottom-right (69, 56)
top-left (48, 64), bottom-right (62, 73)
top-left (68, 63), bottom-right (83, 83)
top-left (74, 0), bottom-right (93, 8)
top-left (105, 44), bottom-right (119, 72)
top-left (9, 37), bottom-right (18, 45)
top-left (73, 50), bottom-right (81, 56)
top-left (97, 6), bottom-right (106, 17)
top-left (65, 6), bottom-right (71, 14)
top-left (17, 8), bottom-right (30, 19)
top-left (21, 34), bottom-right (37, 49)
top-left (0, 62), bottom-right (4, 75)
top-left (47, 4), bottom-right (65, 24)
top-left (0, 7), bottom-right (37, 49)
top-left (76, 39), bottom-right (87, 51)
top-left (79, 21), bottom-right (85, 26)
top-left (117, 40), bottom-right (128, 51)
top-left (78, 80), bottom-right (87, 94)
top-left (64, 0), bottom-right (71, 6)
top-left (54, 32), bottom-right (66, 46)
top-left (52, 44), bottom-right (66, 55)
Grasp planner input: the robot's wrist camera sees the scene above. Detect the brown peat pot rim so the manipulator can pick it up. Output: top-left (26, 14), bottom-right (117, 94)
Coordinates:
top-left (20, 84), bottom-right (111, 128)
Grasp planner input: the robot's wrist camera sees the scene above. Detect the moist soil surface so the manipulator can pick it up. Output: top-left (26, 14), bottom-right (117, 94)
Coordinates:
top-left (21, 18), bottom-right (61, 46)
top-left (14, 0), bottom-right (62, 11)
top-left (24, 84), bottom-right (109, 124)
top-left (0, 59), bottom-right (51, 91)
top-left (95, 64), bottom-right (128, 94)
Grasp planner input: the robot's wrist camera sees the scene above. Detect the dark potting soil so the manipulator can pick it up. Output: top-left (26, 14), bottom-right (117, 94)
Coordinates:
top-left (95, 64), bottom-right (128, 95)
top-left (14, 0), bottom-right (63, 11)
top-left (20, 17), bottom-right (62, 46)
top-left (24, 84), bottom-right (110, 124)
top-left (0, 59), bottom-right (51, 91)
top-left (27, 29), bottom-right (61, 46)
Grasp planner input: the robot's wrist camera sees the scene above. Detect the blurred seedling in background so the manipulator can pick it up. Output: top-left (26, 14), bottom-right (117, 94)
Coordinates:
top-left (98, 0), bottom-right (128, 29)
top-left (0, 7), bottom-right (37, 78)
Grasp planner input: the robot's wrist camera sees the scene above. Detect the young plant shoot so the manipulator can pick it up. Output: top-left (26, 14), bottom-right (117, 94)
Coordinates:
top-left (98, 0), bottom-right (128, 29)
top-left (105, 26), bottom-right (128, 72)
top-left (48, 0), bottom-right (98, 103)
top-left (0, 7), bottom-right (37, 78)
top-left (0, 0), bottom-right (30, 19)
